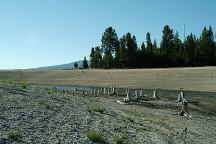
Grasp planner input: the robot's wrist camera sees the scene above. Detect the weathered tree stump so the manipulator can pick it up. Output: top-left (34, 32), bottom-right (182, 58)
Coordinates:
top-left (152, 89), bottom-right (160, 100)
top-left (176, 91), bottom-right (191, 117)
top-left (123, 87), bottom-right (130, 102)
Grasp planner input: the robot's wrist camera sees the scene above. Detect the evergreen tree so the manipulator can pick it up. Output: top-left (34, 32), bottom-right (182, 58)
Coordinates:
top-left (146, 32), bottom-right (153, 67)
top-left (101, 27), bottom-right (119, 68)
top-left (140, 42), bottom-right (146, 67)
top-left (146, 32), bottom-right (153, 55)
top-left (141, 42), bottom-right (146, 53)
top-left (90, 48), bottom-right (95, 68)
top-left (94, 46), bottom-right (103, 68)
top-left (89, 25), bottom-right (215, 68)
top-left (82, 56), bottom-right (89, 69)
top-left (103, 49), bottom-right (113, 68)
top-left (184, 33), bottom-right (196, 66)
top-left (119, 35), bottom-right (128, 68)
top-left (152, 39), bottom-right (160, 67)
top-left (173, 32), bottom-right (183, 66)
top-left (214, 42), bottom-right (216, 65)
top-left (125, 33), bottom-right (137, 68)
top-left (74, 62), bottom-right (78, 69)
top-left (199, 26), bottom-right (215, 65)
top-left (152, 39), bottom-right (158, 54)
top-left (160, 25), bottom-right (174, 67)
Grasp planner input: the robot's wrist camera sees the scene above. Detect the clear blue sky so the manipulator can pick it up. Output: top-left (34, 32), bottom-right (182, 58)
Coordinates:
top-left (0, 0), bottom-right (215, 69)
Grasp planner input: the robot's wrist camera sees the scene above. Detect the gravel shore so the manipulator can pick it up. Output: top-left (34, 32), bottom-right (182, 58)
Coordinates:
top-left (0, 84), bottom-right (216, 144)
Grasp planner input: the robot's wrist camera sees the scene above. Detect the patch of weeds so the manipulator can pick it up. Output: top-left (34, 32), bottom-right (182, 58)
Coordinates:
top-left (113, 135), bottom-right (124, 144)
top-left (86, 129), bottom-right (104, 142)
top-left (87, 105), bottom-right (105, 113)
top-left (47, 90), bottom-right (53, 95)
top-left (22, 85), bottom-right (27, 89)
top-left (43, 100), bottom-right (53, 109)
top-left (126, 117), bottom-right (134, 123)
top-left (7, 130), bottom-right (19, 140)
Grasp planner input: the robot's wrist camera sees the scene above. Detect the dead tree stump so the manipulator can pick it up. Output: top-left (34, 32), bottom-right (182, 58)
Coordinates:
top-left (176, 91), bottom-right (191, 117)
top-left (152, 89), bottom-right (160, 100)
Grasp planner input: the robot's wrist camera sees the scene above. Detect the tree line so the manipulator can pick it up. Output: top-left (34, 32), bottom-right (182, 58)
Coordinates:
top-left (89, 25), bottom-right (216, 69)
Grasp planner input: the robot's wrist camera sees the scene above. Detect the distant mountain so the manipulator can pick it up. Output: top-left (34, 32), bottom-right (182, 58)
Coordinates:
top-left (35, 60), bottom-right (90, 70)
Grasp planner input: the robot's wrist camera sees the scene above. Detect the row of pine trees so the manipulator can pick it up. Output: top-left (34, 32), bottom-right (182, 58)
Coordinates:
top-left (89, 25), bottom-right (216, 68)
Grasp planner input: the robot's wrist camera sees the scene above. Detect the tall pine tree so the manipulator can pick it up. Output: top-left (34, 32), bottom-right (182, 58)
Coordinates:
top-left (101, 27), bottom-right (119, 68)
top-left (160, 25), bottom-right (174, 67)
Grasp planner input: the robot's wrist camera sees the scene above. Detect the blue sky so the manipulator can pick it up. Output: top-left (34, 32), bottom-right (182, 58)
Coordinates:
top-left (0, 0), bottom-right (215, 69)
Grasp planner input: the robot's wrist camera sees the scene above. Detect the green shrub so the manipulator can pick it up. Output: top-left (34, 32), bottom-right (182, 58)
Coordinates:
top-left (87, 106), bottom-right (105, 113)
top-left (43, 101), bottom-right (53, 109)
top-left (86, 129), bottom-right (103, 142)
top-left (7, 130), bottom-right (19, 140)
top-left (113, 135), bottom-right (124, 144)
top-left (126, 117), bottom-right (134, 123)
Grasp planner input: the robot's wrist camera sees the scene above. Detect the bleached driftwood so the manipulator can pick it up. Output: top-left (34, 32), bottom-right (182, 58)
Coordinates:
top-left (116, 100), bottom-right (126, 105)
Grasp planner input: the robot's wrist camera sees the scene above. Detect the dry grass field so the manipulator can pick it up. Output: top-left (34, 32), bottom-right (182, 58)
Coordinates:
top-left (0, 67), bottom-right (216, 92)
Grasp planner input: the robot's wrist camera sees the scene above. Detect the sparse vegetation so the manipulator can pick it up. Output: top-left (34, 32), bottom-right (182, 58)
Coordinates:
top-left (126, 116), bottom-right (134, 123)
top-left (86, 129), bottom-right (103, 142)
top-left (43, 100), bottom-right (53, 109)
top-left (7, 130), bottom-right (19, 140)
top-left (87, 105), bottom-right (105, 113)
top-left (113, 135), bottom-right (124, 144)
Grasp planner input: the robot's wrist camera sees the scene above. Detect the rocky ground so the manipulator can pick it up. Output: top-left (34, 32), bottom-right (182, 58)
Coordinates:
top-left (0, 83), bottom-right (216, 144)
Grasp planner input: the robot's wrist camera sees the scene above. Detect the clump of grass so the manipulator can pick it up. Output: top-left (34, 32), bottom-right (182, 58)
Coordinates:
top-left (22, 85), bottom-right (27, 89)
top-left (7, 130), bottom-right (19, 140)
top-left (87, 105), bottom-right (105, 113)
top-left (113, 135), bottom-right (124, 144)
top-left (86, 129), bottom-right (103, 142)
top-left (126, 117), bottom-right (134, 123)
top-left (43, 101), bottom-right (53, 109)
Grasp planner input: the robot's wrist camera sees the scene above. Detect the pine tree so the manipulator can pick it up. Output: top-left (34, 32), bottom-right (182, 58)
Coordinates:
top-left (145, 32), bottom-right (153, 67)
top-left (173, 32), bottom-right (183, 66)
top-left (82, 56), bottom-right (89, 69)
top-left (94, 46), bottom-right (103, 68)
top-left (101, 27), bottom-right (119, 68)
top-left (140, 42), bottom-right (146, 67)
top-left (184, 33), bottom-right (196, 66)
top-left (199, 26), bottom-right (215, 65)
top-left (160, 25), bottom-right (174, 67)
top-left (90, 48), bottom-right (95, 68)
top-left (125, 33), bottom-right (137, 68)
top-left (103, 49), bottom-right (113, 68)
top-left (74, 62), bottom-right (78, 69)
top-left (146, 32), bottom-right (153, 55)
top-left (119, 35), bottom-right (128, 68)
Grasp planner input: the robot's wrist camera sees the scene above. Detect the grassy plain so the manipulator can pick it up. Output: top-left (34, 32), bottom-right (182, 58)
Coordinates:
top-left (0, 67), bottom-right (216, 92)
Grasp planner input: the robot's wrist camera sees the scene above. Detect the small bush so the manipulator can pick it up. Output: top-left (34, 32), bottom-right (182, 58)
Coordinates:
top-left (86, 129), bottom-right (103, 142)
top-left (7, 130), bottom-right (19, 140)
top-left (43, 101), bottom-right (53, 109)
top-left (87, 106), bottom-right (105, 113)
top-left (113, 135), bottom-right (124, 144)
top-left (22, 85), bottom-right (27, 89)
top-left (126, 117), bottom-right (134, 123)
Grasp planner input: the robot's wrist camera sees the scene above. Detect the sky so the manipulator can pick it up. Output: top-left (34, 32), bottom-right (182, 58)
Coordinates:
top-left (0, 0), bottom-right (215, 69)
